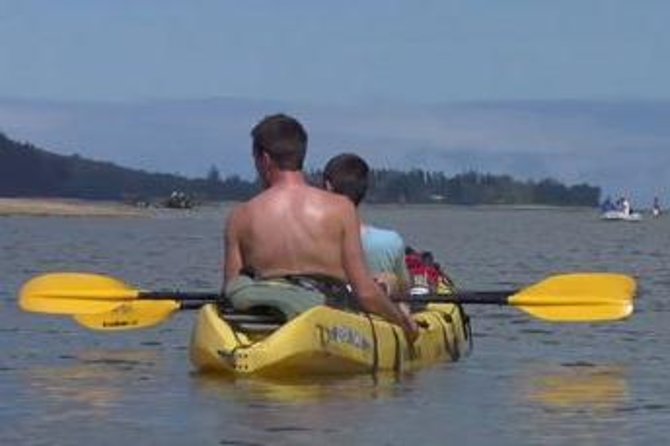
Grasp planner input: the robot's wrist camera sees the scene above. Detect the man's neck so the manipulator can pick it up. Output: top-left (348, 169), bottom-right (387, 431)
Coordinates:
top-left (268, 169), bottom-right (307, 187)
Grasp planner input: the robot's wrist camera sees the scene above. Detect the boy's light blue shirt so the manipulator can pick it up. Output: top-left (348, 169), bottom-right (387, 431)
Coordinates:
top-left (361, 225), bottom-right (410, 284)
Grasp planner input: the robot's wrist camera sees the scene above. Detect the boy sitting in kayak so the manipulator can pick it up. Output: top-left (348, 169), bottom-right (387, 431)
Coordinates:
top-left (323, 153), bottom-right (456, 304)
top-left (223, 114), bottom-right (418, 342)
top-left (322, 153), bottom-right (411, 302)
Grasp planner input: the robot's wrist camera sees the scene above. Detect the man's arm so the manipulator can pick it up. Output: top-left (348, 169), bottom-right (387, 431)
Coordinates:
top-left (339, 202), bottom-right (418, 341)
top-left (223, 207), bottom-right (244, 290)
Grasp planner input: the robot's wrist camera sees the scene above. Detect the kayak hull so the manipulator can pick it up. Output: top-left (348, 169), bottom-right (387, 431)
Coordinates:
top-left (189, 303), bottom-right (471, 377)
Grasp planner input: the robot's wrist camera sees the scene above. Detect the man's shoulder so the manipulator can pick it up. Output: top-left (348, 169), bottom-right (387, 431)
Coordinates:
top-left (240, 185), bottom-right (354, 217)
top-left (226, 201), bottom-right (250, 227)
top-left (306, 185), bottom-right (356, 212)
top-left (304, 184), bottom-right (344, 199)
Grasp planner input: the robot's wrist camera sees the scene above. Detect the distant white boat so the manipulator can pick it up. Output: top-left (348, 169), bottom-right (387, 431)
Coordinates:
top-left (601, 210), bottom-right (643, 222)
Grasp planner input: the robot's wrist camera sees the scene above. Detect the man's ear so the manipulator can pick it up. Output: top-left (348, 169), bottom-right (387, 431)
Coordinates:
top-left (261, 151), bottom-right (273, 168)
top-left (256, 151), bottom-right (272, 174)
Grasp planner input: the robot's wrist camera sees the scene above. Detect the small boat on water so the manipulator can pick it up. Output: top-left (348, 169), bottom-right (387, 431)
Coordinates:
top-left (601, 210), bottom-right (643, 222)
top-left (600, 196), bottom-right (643, 222)
top-left (190, 302), bottom-right (471, 377)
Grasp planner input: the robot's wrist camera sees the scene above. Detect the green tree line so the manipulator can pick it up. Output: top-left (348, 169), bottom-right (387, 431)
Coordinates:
top-left (0, 132), bottom-right (599, 206)
top-left (355, 169), bottom-right (599, 206)
top-left (0, 132), bottom-right (257, 202)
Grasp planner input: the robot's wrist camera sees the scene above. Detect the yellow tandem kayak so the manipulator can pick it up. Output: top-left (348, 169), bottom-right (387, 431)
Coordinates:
top-left (18, 272), bottom-right (636, 379)
top-left (190, 303), bottom-right (471, 377)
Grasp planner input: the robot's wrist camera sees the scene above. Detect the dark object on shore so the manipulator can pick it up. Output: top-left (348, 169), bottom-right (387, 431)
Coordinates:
top-left (164, 191), bottom-right (194, 209)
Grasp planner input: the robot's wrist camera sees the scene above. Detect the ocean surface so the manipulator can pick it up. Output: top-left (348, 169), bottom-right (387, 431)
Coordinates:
top-left (1, 205), bottom-right (668, 445)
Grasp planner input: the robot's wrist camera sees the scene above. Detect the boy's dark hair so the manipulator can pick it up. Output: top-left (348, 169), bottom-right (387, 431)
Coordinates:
top-left (251, 114), bottom-right (307, 170)
top-left (323, 153), bottom-right (369, 206)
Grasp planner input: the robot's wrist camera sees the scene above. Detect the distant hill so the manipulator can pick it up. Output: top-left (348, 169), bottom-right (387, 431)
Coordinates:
top-left (0, 132), bottom-right (257, 202)
top-left (0, 132), bottom-right (600, 206)
top-left (0, 97), bottom-right (667, 204)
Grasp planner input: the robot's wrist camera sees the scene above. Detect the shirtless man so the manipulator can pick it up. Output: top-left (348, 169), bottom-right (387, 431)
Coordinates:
top-left (224, 114), bottom-right (418, 341)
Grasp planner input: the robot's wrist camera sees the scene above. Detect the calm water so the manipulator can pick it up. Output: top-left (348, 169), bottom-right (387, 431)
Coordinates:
top-left (1, 205), bottom-right (668, 445)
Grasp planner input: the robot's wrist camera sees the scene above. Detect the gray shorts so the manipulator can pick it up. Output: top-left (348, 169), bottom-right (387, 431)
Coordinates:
top-left (225, 276), bottom-right (326, 320)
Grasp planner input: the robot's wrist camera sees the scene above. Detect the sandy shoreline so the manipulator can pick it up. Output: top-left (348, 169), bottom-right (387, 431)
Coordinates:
top-left (0, 198), bottom-right (596, 217)
top-left (0, 198), bottom-right (146, 217)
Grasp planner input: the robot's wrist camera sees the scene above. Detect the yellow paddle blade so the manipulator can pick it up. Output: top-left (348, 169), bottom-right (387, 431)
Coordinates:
top-left (74, 300), bottom-right (181, 331)
top-left (509, 273), bottom-right (636, 322)
top-left (19, 273), bottom-right (141, 315)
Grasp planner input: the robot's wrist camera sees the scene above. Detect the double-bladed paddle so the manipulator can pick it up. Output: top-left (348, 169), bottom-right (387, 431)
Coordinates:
top-left (18, 272), bottom-right (637, 331)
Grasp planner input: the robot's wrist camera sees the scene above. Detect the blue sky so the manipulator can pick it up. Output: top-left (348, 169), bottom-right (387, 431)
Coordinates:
top-left (1, 1), bottom-right (669, 204)
top-left (1, 0), bottom-right (669, 104)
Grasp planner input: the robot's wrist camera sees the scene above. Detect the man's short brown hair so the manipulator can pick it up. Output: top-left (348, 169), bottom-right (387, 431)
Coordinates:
top-left (251, 114), bottom-right (307, 170)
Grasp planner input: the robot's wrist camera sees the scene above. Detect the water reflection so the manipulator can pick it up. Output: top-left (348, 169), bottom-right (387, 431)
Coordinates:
top-left (23, 349), bottom-right (162, 413)
top-left (192, 371), bottom-right (406, 405)
top-left (189, 372), bottom-right (419, 445)
top-left (525, 364), bottom-right (629, 410)
top-left (521, 364), bottom-right (632, 445)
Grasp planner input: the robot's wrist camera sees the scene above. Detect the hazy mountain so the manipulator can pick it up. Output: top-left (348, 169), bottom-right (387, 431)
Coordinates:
top-left (1, 97), bottom-right (667, 204)
top-left (0, 131), bottom-right (600, 206)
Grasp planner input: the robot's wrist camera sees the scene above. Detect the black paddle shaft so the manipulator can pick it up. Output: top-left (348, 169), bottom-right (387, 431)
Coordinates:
top-left (139, 291), bottom-right (222, 301)
top-left (403, 291), bottom-right (517, 305)
top-left (138, 290), bottom-right (517, 306)
top-left (136, 289), bottom-right (517, 325)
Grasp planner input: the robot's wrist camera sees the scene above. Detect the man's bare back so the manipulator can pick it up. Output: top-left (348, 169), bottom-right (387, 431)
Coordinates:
top-left (225, 179), bottom-right (357, 282)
